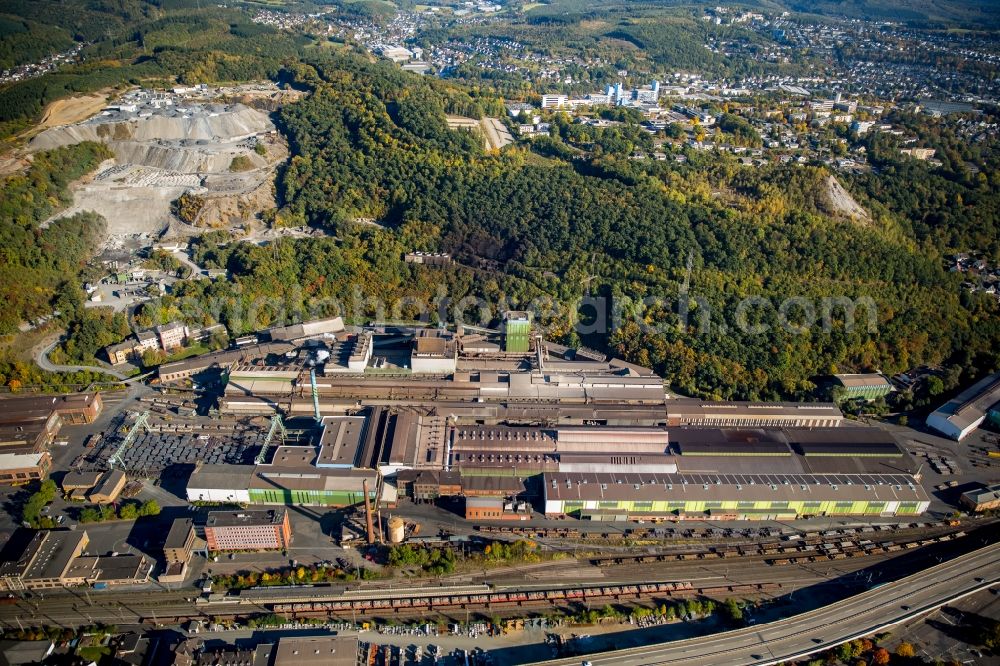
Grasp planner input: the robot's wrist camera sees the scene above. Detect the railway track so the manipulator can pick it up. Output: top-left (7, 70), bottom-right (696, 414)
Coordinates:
top-left (586, 530), bottom-right (965, 567)
top-left (267, 580), bottom-right (783, 619)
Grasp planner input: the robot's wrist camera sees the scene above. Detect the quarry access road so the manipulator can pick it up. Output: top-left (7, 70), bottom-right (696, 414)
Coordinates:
top-left (35, 338), bottom-right (131, 381)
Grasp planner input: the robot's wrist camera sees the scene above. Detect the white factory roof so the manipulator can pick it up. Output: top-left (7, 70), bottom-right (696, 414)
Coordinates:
top-left (0, 452), bottom-right (45, 470)
top-left (927, 372), bottom-right (1000, 440)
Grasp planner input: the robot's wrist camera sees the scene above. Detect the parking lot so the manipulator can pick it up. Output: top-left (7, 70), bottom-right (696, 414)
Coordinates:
top-left (884, 587), bottom-right (1000, 664)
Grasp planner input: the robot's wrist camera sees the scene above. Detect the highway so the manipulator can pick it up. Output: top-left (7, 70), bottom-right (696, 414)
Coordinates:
top-left (532, 541), bottom-right (1000, 666)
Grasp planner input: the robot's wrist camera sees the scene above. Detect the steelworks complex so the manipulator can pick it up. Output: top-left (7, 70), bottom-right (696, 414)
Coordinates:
top-left (156, 317), bottom-right (936, 521)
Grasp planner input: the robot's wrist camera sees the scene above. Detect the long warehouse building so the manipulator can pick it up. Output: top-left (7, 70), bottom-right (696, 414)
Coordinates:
top-left (666, 399), bottom-right (843, 428)
top-left (541, 425), bottom-right (926, 520)
top-left (542, 470), bottom-right (930, 520)
top-left (926, 372), bottom-right (1000, 441)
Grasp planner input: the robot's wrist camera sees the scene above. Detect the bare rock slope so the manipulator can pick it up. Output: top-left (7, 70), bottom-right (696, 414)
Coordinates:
top-left (823, 174), bottom-right (871, 223)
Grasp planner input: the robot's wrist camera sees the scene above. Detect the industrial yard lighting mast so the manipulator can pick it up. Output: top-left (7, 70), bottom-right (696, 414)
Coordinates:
top-left (107, 411), bottom-right (151, 470)
top-left (255, 414), bottom-right (287, 465)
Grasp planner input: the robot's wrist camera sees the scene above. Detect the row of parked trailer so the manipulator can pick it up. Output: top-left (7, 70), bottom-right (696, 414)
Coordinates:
top-left (766, 531), bottom-right (964, 566)
top-left (475, 521), bottom-right (954, 543)
top-left (590, 530), bottom-right (965, 567)
top-left (271, 581), bottom-right (782, 617)
top-left (473, 524), bottom-right (783, 541)
top-left (588, 528), bottom-right (965, 567)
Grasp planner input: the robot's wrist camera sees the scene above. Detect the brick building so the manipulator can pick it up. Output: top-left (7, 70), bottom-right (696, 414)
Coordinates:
top-left (204, 509), bottom-right (291, 552)
top-left (0, 452), bottom-right (51, 485)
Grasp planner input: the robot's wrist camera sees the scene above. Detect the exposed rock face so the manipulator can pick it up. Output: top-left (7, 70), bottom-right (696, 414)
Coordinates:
top-left (181, 178), bottom-right (276, 228)
top-left (823, 174), bottom-right (871, 223)
top-left (106, 140), bottom-right (270, 173)
top-left (29, 105), bottom-right (272, 150)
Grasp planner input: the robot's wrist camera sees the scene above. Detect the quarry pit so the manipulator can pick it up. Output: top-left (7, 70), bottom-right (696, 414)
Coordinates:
top-left (29, 84), bottom-right (292, 253)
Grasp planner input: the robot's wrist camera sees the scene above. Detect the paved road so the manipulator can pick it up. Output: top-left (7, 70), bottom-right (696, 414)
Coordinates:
top-left (168, 250), bottom-right (208, 279)
top-left (35, 338), bottom-right (130, 380)
top-left (532, 541), bottom-right (1000, 666)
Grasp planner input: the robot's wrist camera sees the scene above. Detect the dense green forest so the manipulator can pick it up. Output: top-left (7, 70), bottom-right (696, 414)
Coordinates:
top-left (521, 0), bottom-right (1000, 28)
top-left (849, 113), bottom-right (1000, 258)
top-left (113, 51), bottom-right (998, 400)
top-left (4, 1), bottom-right (999, 400)
top-left (0, 14), bottom-right (74, 70)
top-left (779, 0), bottom-right (1000, 28)
top-left (0, 142), bottom-right (112, 334)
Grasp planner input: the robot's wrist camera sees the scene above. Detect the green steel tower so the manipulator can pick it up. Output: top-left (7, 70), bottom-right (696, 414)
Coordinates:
top-left (504, 311), bottom-right (531, 353)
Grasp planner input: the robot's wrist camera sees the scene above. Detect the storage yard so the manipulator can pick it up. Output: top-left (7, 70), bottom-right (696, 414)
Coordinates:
top-left (89, 424), bottom-right (262, 472)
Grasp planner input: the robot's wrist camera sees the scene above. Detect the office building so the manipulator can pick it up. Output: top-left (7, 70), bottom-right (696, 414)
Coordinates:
top-left (0, 452), bottom-right (51, 485)
top-left (204, 509), bottom-right (292, 552)
top-left (161, 518), bottom-right (197, 582)
top-left (196, 635), bottom-right (358, 666)
top-left (157, 321), bottom-right (188, 351)
top-left (540, 94), bottom-right (568, 109)
top-left (104, 322), bottom-right (189, 364)
top-left (464, 496), bottom-right (531, 521)
top-left (0, 394), bottom-right (103, 466)
top-left (0, 530), bottom-right (90, 590)
top-left (64, 553), bottom-right (153, 587)
top-left (164, 518), bottom-right (197, 564)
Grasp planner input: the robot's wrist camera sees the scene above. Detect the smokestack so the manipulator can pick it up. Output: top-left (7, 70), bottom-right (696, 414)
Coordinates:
top-left (363, 479), bottom-right (375, 545)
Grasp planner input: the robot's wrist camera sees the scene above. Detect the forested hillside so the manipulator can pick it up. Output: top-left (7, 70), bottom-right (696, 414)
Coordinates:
top-left (128, 52), bottom-right (1000, 400)
top-left (0, 15), bottom-right (73, 70)
top-left (779, 0), bottom-right (1000, 28)
top-left (5, 2), bottom-right (997, 399)
top-left (0, 142), bottom-right (112, 333)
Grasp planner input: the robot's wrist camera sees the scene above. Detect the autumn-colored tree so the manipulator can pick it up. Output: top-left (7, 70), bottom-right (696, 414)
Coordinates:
top-left (895, 642), bottom-right (916, 658)
top-left (872, 647), bottom-right (891, 665)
